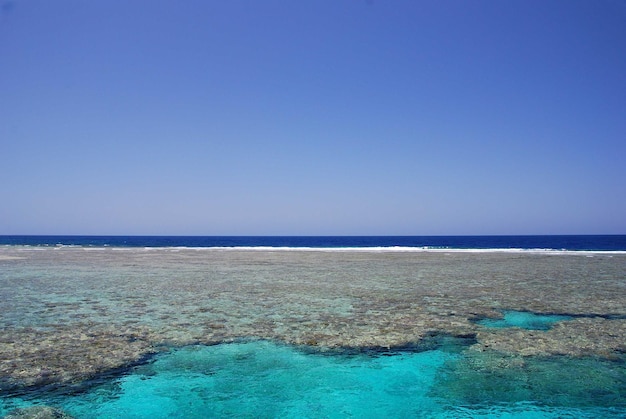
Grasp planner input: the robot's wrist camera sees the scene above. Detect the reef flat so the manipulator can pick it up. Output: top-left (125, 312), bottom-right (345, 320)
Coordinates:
top-left (1, 247), bottom-right (624, 392)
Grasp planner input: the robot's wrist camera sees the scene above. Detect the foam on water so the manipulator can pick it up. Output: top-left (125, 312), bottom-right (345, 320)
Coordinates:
top-left (49, 245), bottom-right (626, 255)
top-left (176, 246), bottom-right (626, 255)
top-left (2, 341), bottom-right (624, 418)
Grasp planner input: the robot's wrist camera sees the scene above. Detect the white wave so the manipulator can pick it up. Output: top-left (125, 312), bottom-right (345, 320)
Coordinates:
top-left (134, 246), bottom-right (626, 255)
top-left (5, 245), bottom-right (625, 255)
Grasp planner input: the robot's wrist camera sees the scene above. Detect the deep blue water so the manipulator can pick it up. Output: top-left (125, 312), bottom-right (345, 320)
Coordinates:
top-left (1, 235), bottom-right (625, 250)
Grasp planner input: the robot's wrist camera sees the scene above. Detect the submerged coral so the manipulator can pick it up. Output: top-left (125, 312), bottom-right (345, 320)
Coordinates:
top-left (4, 405), bottom-right (74, 419)
top-left (0, 247), bottom-right (624, 390)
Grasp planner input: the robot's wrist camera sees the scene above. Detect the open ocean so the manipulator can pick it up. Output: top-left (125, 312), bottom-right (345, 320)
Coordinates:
top-left (2, 234), bottom-right (626, 250)
top-left (1, 235), bottom-right (625, 418)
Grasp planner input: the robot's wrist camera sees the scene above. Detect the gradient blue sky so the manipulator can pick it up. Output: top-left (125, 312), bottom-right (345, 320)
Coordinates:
top-left (1, 0), bottom-right (625, 235)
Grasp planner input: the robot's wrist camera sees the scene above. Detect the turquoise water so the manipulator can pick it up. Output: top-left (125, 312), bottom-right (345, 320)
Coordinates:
top-left (477, 310), bottom-right (573, 331)
top-left (2, 341), bottom-right (624, 418)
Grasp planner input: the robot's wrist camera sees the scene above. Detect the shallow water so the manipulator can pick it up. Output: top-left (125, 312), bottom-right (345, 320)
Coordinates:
top-left (476, 310), bottom-right (573, 330)
top-left (1, 247), bottom-right (625, 417)
top-left (2, 340), bottom-right (624, 418)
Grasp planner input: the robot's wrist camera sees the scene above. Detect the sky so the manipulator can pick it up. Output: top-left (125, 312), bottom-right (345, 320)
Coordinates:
top-left (1, 0), bottom-right (625, 236)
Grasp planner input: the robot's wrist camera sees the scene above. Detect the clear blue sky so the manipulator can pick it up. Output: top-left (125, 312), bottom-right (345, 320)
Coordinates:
top-left (1, 0), bottom-right (625, 235)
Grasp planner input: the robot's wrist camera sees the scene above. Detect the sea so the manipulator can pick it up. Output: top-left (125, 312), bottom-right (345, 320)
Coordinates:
top-left (2, 234), bottom-right (626, 250)
top-left (0, 235), bottom-right (625, 418)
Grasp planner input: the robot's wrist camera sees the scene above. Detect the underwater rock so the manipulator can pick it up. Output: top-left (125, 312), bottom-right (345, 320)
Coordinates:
top-left (472, 318), bottom-right (626, 357)
top-left (0, 324), bottom-right (156, 391)
top-left (431, 350), bottom-right (626, 409)
top-left (4, 405), bottom-right (74, 419)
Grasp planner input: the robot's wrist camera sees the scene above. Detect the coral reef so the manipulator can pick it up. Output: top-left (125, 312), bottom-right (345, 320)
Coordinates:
top-left (1, 247), bottom-right (624, 391)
